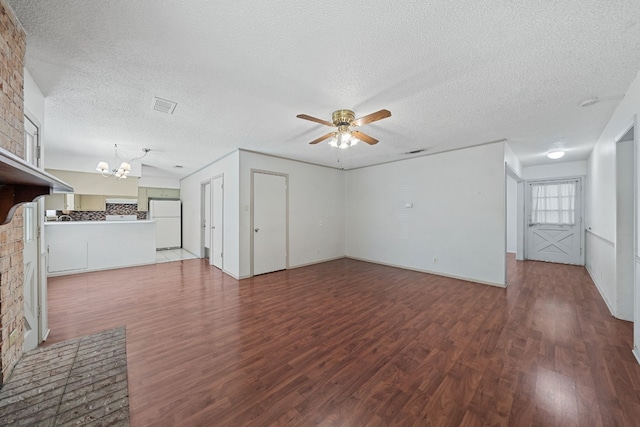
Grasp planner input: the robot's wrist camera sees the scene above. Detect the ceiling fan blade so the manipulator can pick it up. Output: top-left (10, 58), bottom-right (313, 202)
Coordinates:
top-left (297, 114), bottom-right (335, 127)
top-left (309, 132), bottom-right (335, 145)
top-left (352, 131), bottom-right (378, 145)
top-left (351, 109), bottom-right (392, 127)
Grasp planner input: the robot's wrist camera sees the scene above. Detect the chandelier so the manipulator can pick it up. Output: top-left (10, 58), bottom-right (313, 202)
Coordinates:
top-left (96, 144), bottom-right (150, 179)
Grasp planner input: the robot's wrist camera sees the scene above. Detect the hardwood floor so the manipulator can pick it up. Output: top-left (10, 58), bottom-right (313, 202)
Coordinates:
top-left (46, 256), bottom-right (640, 426)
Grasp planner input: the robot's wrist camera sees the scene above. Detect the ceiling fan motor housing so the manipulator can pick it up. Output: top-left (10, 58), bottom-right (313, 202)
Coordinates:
top-left (332, 110), bottom-right (355, 126)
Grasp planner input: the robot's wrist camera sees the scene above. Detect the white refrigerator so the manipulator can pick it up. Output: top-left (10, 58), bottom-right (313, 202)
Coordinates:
top-left (149, 200), bottom-right (181, 249)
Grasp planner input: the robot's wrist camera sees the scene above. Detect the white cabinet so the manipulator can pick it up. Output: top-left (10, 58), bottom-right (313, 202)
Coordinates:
top-left (138, 187), bottom-right (180, 211)
top-left (48, 241), bottom-right (88, 273)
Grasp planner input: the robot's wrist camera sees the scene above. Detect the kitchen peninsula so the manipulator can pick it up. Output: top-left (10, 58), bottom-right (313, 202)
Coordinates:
top-left (45, 220), bottom-right (156, 275)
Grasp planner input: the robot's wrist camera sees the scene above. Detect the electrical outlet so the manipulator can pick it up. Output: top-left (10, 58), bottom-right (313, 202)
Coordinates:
top-left (433, 257), bottom-right (438, 263)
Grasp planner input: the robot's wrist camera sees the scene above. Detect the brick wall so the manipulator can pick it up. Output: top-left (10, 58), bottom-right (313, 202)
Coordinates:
top-left (0, 0), bottom-right (27, 383)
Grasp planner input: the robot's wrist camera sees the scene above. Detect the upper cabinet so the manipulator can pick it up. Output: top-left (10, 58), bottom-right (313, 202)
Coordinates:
top-left (137, 187), bottom-right (179, 211)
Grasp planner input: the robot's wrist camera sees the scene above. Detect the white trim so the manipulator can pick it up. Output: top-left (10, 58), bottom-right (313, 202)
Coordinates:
top-left (585, 262), bottom-right (633, 322)
top-left (586, 229), bottom-right (615, 247)
top-left (347, 139), bottom-right (507, 171)
top-left (345, 256), bottom-right (506, 288)
top-left (633, 347), bottom-right (640, 365)
top-left (585, 263), bottom-right (616, 317)
top-left (211, 173), bottom-right (224, 271)
top-left (200, 178), bottom-right (211, 260)
top-left (46, 261), bottom-right (157, 277)
top-left (288, 256), bottom-right (346, 269)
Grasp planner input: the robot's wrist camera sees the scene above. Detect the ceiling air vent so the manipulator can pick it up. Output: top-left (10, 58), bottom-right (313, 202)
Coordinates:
top-left (151, 97), bottom-right (177, 114)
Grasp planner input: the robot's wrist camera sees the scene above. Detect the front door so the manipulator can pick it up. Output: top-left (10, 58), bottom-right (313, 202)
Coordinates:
top-left (212, 176), bottom-right (223, 269)
top-left (23, 202), bottom-right (38, 351)
top-left (526, 178), bottom-right (583, 265)
top-left (253, 172), bottom-right (287, 275)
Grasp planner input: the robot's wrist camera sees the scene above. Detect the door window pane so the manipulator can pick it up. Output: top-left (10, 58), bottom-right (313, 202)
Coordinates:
top-left (530, 181), bottom-right (576, 225)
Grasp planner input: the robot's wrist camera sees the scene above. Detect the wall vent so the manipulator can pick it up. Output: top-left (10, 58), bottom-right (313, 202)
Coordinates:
top-left (151, 97), bottom-right (177, 114)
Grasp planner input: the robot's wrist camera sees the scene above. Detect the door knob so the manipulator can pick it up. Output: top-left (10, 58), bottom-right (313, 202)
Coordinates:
top-left (254, 228), bottom-right (259, 232)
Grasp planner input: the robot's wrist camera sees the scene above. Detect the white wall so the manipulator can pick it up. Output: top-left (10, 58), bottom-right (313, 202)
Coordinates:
top-left (181, 150), bottom-right (240, 278)
top-left (238, 151), bottom-right (345, 278)
top-left (523, 161), bottom-right (587, 180)
top-left (139, 176), bottom-right (181, 189)
top-left (506, 175), bottom-right (517, 253)
top-left (345, 142), bottom-right (506, 286)
top-left (505, 142), bottom-right (523, 178)
top-left (24, 69), bottom-right (45, 132)
top-left (586, 71), bottom-right (640, 335)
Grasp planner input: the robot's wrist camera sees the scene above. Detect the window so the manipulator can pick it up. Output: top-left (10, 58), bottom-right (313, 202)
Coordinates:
top-left (530, 181), bottom-right (577, 225)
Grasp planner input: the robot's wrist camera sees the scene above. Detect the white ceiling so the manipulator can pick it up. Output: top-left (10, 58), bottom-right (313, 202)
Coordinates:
top-left (7, 0), bottom-right (640, 178)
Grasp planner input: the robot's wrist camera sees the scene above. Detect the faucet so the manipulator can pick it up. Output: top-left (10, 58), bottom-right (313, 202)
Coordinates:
top-left (57, 215), bottom-right (72, 221)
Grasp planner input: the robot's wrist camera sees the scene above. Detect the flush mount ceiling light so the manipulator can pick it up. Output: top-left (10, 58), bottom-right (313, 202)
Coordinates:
top-left (96, 144), bottom-right (150, 179)
top-left (546, 142), bottom-right (565, 160)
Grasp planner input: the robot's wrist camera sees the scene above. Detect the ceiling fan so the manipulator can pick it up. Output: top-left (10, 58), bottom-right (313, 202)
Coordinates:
top-left (296, 109), bottom-right (391, 148)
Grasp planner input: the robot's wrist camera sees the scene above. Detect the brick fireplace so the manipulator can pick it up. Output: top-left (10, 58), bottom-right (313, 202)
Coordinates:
top-left (0, 0), bottom-right (27, 383)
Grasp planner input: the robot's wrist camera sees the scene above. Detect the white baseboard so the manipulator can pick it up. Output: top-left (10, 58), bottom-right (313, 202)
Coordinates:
top-left (288, 256), bottom-right (346, 270)
top-left (585, 264), bottom-right (633, 321)
top-left (633, 347), bottom-right (640, 365)
top-left (47, 261), bottom-right (157, 277)
top-left (345, 256), bottom-right (506, 288)
top-left (585, 264), bottom-right (616, 317)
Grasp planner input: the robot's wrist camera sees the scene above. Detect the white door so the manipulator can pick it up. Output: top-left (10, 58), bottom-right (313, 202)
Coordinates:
top-left (212, 176), bottom-right (223, 269)
top-left (23, 202), bottom-right (39, 351)
top-left (253, 172), bottom-right (287, 275)
top-left (203, 182), bottom-right (211, 259)
top-left (526, 178), bottom-right (583, 265)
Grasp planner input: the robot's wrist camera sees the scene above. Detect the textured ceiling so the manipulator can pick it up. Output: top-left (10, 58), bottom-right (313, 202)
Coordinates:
top-left (7, 0), bottom-right (640, 178)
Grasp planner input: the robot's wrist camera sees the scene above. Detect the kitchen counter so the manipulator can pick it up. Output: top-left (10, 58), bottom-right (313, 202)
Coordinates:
top-left (45, 220), bottom-right (156, 276)
top-left (46, 220), bottom-right (154, 225)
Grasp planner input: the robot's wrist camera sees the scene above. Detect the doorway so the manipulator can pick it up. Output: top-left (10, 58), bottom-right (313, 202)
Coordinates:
top-left (252, 171), bottom-right (288, 276)
top-left (201, 181), bottom-right (211, 259)
top-left (211, 175), bottom-right (223, 270)
top-left (617, 126), bottom-right (634, 320)
top-left (525, 178), bottom-right (584, 265)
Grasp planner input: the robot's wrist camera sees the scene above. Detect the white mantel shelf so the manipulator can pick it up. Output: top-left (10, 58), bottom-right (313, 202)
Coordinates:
top-left (0, 147), bottom-right (73, 224)
top-left (45, 220), bottom-right (156, 276)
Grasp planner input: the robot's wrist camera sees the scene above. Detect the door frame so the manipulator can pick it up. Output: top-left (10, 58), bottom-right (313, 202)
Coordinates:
top-left (200, 179), bottom-right (212, 259)
top-left (250, 169), bottom-right (289, 277)
top-left (524, 176), bottom-right (585, 265)
top-left (23, 110), bottom-right (48, 345)
top-left (504, 163), bottom-right (524, 286)
top-left (211, 173), bottom-right (224, 269)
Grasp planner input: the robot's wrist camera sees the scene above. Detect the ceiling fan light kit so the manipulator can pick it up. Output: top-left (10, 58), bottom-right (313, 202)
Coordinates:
top-left (297, 108), bottom-right (391, 148)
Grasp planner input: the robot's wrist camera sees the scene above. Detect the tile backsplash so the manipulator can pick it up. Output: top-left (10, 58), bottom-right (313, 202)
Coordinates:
top-left (56, 203), bottom-right (147, 221)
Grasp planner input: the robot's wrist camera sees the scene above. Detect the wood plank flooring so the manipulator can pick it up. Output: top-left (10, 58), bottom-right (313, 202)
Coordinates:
top-left (45, 256), bottom-right (640, 426)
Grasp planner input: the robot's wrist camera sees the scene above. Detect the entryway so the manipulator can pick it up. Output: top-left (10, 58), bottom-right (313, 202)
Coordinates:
top-left (525, 178), bottom-right (584, 265)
